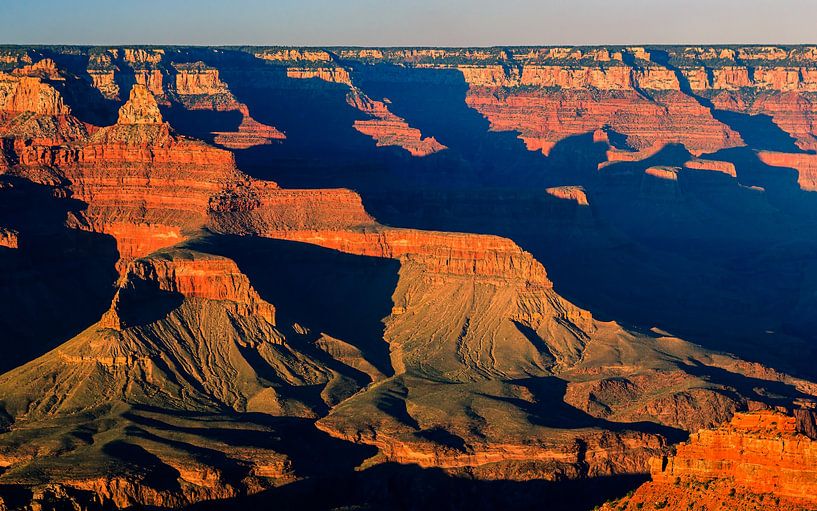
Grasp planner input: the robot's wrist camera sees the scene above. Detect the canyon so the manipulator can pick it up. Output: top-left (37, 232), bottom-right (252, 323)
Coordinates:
top-left (1, 45), bottom-right (817, 510)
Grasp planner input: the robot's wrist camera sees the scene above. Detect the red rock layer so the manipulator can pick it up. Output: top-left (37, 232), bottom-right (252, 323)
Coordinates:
top-left (331, 421), bottom-right (665, 477)
top-left (0, 74), bottom-right (69, 116)
top-left (684, 157), bottom-right (738, 177)
top-left (758, 151), bottom-right (817, 192)
top-left (5, 83), bottom-right (247, 266)
top-left (603, 411), bottom-right (817, 511)
top-left (101, 252), bottom-right (276, 329)
top-left (263, 227), bottom-right (550, 282)
top-left (653, 411), bottom-right (817, 499)
top-left (173, 62), bottom-right (233, 98)
top-left (0, 227), bottom-right (18, 248)
top-left (65, 89), bottom-right (240, 262)
top-left (545, 185), bottom-right (589, 205)
top-left (286, 66), bottom-right (352, 85)
top-left (645, 165), bottom-right (680, 181)
top-left (347, 89), bottom-right (445, 156)
top-left (86, 50), bottom-right (120, 99)
top-left (0, 62), bottom-right (86, 148)
top-left (213, 103), bottom-right (286, 149)
top-left (212, 185), bottom-right (374, 233)
top-left (467, 88), bottom-right (741, 156)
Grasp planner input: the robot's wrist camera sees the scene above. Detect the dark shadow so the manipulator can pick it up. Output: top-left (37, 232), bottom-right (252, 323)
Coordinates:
top-left (102, 440), bottom-right (182, 492)
top-left (123, 406), bottom-right (377, 481)
top-left (681, 361), bottom-right (814, 405)
top-left (0, 176), bottom-right (119, 372)
top-left (160, 103), bottom-right (242, 144)
top-left (38, 48), bottom-right (122, 126)
top-left (122, 425), bottom-right (252, 483)
top-left (163, 49), bottom-right (817, 380)
top-left (189, 235), bottom-right (400, 378)
top-left (112, 272), bottom-right (184, 328)
top-left (481, 377), bottom-right (687, 442)
top-left (145, 49), bottom-right (817, 381)
top-left (187, 462), bottom-right (648, 511)
top-left (172, 49), bottom-right (387, 186)
top-left (512, 321), bottom-right (556, 364)
top-left (373, 378), bottom-right (421, 430)
top-left (415, 427), bottom-right (468, 452)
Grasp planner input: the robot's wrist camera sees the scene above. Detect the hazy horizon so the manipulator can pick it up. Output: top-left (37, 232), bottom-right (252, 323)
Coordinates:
top-left (2, 0), bottom-right (816, 47)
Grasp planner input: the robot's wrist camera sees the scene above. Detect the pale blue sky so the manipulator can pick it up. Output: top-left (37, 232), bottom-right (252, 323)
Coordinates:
top-left (1, 0), bottom-right (815, 46)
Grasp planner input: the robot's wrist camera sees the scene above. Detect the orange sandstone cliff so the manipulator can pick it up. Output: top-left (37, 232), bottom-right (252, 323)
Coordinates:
top-left (602, 411), bottom-right (817, 511)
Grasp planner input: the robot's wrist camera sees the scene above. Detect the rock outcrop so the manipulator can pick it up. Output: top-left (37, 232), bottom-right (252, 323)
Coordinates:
top-left (602, 411), bottom-right (817, 511)
top-left (347, 89), bottom-right (446, 156)
top-left (213, 104), bottom-right (286, 149)
top-left (116, 83), bottom-right (163, 124)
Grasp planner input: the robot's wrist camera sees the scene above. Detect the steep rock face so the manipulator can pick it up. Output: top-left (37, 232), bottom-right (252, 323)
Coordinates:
top-left (0, 227), bottom-right (18, 248)
top-left (603, 411), bottom-right (817, 511)
top-left (0, 244), bottom-right (379, 509)
top-left (209, 187), bottom-right (817, 481)
top-left (212, 103), bottom-right (286, 149)
top-left (286, 66), bottom-right (352, 85)
top-left (116, 83), bottom-right (163, 124)
top-left (211, 185), bottom-right (375, 234)
top-left (86, 49), bottom-right (121, 100)
top-left (282, 65), bottom-right (444, 156)
top-left (467, 87), bottom-right (741, 156)
top-left (684, 157), bottom-right (738, 177)
top-left (0, 249), bottom-right (295, 418)
top-left (101, 252), bottom-right (276, 329)
top-left (4, 45), bottom-right (817, 509)
top-left (263, 45), bottom-right (817, 162)
top-left (121, 48), bottom-right (166, 98)
top-left (86, 48), bottom-right (165, 102)
top-left (266, 228), bottom-right (672, 477)
top-left (256, 49), bottom-right (333, 63)
top-left (263, 227), bottom-right (553, 287)
top-left (234, 224), bottom-right (646, 475)
top-left (173, 62), bottom-right (233, 98)
top-left (0, 61), bottom-right (86, 148)
top-left (347, 89), bottom-right (446, 156)
top-left (0, 74), bottom-right (69, 116)
top-left (652, 412), bottom-right (817, 497)
top-left (168, 60), bottom-right (287, 147)
top-left (9, 84), bottom-right (247, 264)
top-left (758, 151), bottom-right (817, 192)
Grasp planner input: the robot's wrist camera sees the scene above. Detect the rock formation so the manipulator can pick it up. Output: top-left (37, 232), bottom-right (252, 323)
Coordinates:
top-left (347, 89), bottom-right (446, 156)
top-left (602, 411), bottom-right (817, 511)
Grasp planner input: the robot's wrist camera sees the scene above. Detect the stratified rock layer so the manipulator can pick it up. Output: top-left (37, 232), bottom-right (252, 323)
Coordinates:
top-left (602, 411), bottom-right (817, 511)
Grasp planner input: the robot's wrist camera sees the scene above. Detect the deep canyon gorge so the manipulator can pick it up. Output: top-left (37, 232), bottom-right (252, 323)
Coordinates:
top-left (1, 45), bottom-right (817, 510)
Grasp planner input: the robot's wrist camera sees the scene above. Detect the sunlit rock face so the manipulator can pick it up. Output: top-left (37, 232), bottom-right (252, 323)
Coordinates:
top-left (2, 46), bottom-right (817, 511)
top-left (601, 411), bottom-right (817, 511)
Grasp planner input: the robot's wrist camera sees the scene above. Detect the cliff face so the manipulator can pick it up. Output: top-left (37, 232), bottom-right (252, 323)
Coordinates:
top-left (603, 411), bottom-right (817, 511)
top-left (6, 83), bottom-right (246, 266)
top-left (348, 89), bottom-right (446, 156)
